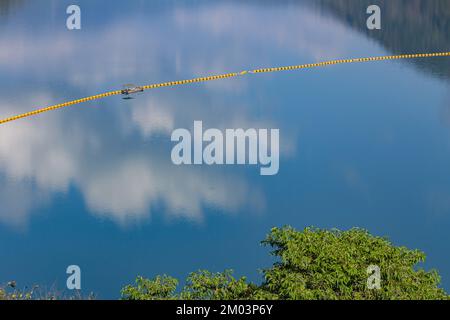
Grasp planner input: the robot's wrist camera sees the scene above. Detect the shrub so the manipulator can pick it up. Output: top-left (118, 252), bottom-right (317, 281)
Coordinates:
top-left (121, 227), bottom-right (449, 300)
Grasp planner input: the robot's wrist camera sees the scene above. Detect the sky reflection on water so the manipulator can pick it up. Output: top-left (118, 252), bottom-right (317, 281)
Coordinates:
top-left (0, 0), bottom-right (449, 298)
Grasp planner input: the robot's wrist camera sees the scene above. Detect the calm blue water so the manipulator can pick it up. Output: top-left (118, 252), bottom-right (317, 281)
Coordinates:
top-left (0, 0), bottom-right (449, 298)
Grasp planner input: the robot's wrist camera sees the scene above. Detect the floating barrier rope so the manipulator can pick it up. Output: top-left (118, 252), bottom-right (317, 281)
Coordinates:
top-left (1, 51), bottom-right (449, 125)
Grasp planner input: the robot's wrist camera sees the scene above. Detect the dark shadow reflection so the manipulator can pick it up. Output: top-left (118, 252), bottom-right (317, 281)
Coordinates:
top-left (309, 0), bottom-right (450, 81)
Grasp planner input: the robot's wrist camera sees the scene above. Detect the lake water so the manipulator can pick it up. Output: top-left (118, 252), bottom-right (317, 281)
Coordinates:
top-left (0, 0), bottom-right (449, 298)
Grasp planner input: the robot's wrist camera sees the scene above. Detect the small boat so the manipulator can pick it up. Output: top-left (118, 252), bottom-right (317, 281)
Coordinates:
top-left (121, 84), bottom-right (144, 99)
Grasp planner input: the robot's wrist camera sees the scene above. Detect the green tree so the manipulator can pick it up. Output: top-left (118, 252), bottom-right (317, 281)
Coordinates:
top-left (260, 227), bottom-right (448, 300)
top-left (121, 271), bottom-right (257, 300)
top-left (121, 275), bottom-right (178, 300)
top-left (121, 227), bottom-right (449, 300)
top-left (180, 270), bottom-right (256, 300)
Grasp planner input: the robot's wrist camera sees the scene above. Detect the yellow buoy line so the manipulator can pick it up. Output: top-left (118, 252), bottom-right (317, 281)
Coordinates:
top-left (1, 51), bottom-right (449, 125)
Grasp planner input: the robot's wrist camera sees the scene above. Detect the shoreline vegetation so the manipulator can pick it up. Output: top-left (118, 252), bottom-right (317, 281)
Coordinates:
top-left (2, 227), bottom-right (448, 300)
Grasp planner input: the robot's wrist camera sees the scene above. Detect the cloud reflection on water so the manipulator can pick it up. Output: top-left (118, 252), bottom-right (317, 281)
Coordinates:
top-left (0, 1), bottom-right (373, 227)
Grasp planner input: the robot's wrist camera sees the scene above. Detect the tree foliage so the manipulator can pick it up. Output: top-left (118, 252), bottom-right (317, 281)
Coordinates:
top-left (121, 270), bottom-right (256, 300)
top-left (260, 227), bottom-right (448, 300)
top-left (121, 227), bottom-right (449, 300)
top-left (121, 275), bottom-right (178, 300)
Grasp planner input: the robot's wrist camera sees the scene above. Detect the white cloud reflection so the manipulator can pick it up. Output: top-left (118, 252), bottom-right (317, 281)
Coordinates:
top-left (0, 93), bottom-right (265, 226)
top-left (0, 1), bottom-right (366, 227)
